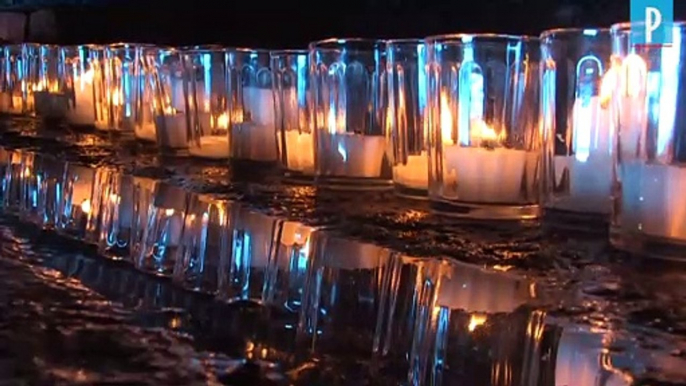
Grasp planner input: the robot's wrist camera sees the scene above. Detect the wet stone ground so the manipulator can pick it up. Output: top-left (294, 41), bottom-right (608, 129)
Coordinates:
top-left (0, 117), bottom-right (685, 385)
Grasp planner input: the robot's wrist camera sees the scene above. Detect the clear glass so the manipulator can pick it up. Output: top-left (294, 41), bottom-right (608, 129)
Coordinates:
top-left (136, 182), bottom-right (188, 276)
top-left (134, 45), bottom-right (160, 142)
top-left (129, 176), bottom-right (157, 264)
top-left (217, 205), bottom-right (280, 303)
top-left (425, 34), bottom-right (541, 220)
top-left (406, 258), bottom-right (538, 385)
top-left (98, 171), bottom-right (135, 260)
top-left (387, 39), bottom-right (429, 197)
top-left (60, 45), bottom-right (100, 127)
top-left (310, 38), bottom-right (391, 189)
top-left (540, 28), bottom-right (614, 222)
top-left (83, 166), bottom-right (116, 245)
top-left (1, 148), bottom-right (26, 212)
top-left (271, 50), bottom-right (315, 177)
top-left (226, 48), bottom-right (278, 163)
top-left (105, 43), bottom-right (145, 133)
top-left (173, 193), bottom-right (230, 294)
top-left (0, 45), bottom-right (27, 114)
top-left (56, 162), bottom-right (96, 239)
top-left (610, 22), bottom-right (686, 260)
top-left (20, 152), bottom-right (63, 229)
top-left (146, 47), bottom-right (189, 154)
top-left (33, 44), bottom-right (69, 119)
top-left (183, 47), bottom-right (230, 159)
top-left (21, 43), bottom-right (40, 114)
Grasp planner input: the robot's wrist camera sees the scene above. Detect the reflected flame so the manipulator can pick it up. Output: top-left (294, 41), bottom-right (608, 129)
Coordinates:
top-left (164, 208), bottom-right (174, 216)
top-left (81, 199), bottom-right (91, 214)
top-left (620, 54), bottom-right (647, 98)
top-left (441, 93), bottom-right (453, 145)
top-left (33, 80), bottom-right (60, 93)
top-left (599, 66), bottom-right (619, 109)
top-left (214, 113), bottom-right (229, 129)
top-left (468, 314), bottom-right (487, 332)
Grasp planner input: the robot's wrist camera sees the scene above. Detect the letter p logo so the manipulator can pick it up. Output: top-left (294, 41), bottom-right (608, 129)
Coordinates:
top-left (631, 0), bottom-right (673, 46)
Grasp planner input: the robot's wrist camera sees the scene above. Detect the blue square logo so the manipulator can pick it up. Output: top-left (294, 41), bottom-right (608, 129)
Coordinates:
top-left (630, 0), bottom-right (674, 46)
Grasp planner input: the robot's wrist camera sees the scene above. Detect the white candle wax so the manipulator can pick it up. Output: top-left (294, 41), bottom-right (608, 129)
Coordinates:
top-left (33, 91), bottom-right (68, 119)
top-left (231, 122), bottom-right (278, 162)
top-left (284, 130), bottom-right (315, 173)
top-left (67, 76), bottom-right (96, 125)
top-left (394, 152), bottom-right (429, 190)
top-left (188, 136), bottom-right (229, 159)
top-left (243, 87), bottom-right (275, 126)
top-left (444, 145), bottom-right (533, 203)
top-left (324, 238), bottom-right (390, 270)
top-left (324, 133), bottom-right (387, 178)
top-left (154, 113), bottom-right (187, 149)
top-left (170, 77), bottom-right (186, 112)
top-left (135, 122), bottom-right (157, 142)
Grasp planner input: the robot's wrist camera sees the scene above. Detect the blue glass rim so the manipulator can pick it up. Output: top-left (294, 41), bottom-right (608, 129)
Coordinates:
top-left (308, 37), bottom-right (386, 51)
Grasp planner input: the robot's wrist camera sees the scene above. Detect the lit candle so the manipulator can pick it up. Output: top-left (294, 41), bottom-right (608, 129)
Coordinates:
top-left (244, 87), bottom-right (275, 126)
top-left (189, 136), bottom-right (229, 159)
top-left (136, 122), bottom-right (157, 142)
top-left (394, 152), bottom-right (429, 190)
top-left (552, 69), bottom-right (615, 213)
top-left (443, 119), bottom-right (535, 203)
top-left (154, 109), bottom-right (187, 150)
top-left (67, 69), bottom-right (96, 126)
top-left (284, 129), bottom-right (315, 173)
top-left (321, 132), bottom-right (387, 178)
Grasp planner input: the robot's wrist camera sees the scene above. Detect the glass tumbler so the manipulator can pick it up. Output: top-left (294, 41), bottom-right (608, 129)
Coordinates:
top-left (1, 148), bottom-right (27, 213)
top-left (309, 38), bottom-right (391, 189)
top-left (183, 46), bottom-right (230, 160)
top-left (540, 28), bottom-right (614, 223)
top-left (147, 47), bottom-right (189, 154)
top-left (97, 170), bottom-right (135, 260)
top-left (1, 45), bottom-right (27, 114)
top-left (20, 152), bottom-right (63, 228)
top-left (226, 48), bottom-right (278, 163)
top-left (271, 50), bottom-right (315, 178)
top-left (60, 45), bottom-right (101, 127)
top-left (21, 43), bottom-right (41, 114)
top-left (33, 44), bottom-right (69, 120)
top-left (56, 162), bottom-right (96, 239)
top-left (136, 182), bottom-right (188, 276)
top-left (129, 176), bottom-right (157, 264)
top-left (425, 34), bottom-right (541, 220)
top-left (610, 22), bottom-right (686, 260)
top-left (134, 45), bottom-right (160, 142)
top-left (105, 43), bottom-right (145, 133)
top-left (387, 39), bottom-right (429, 198)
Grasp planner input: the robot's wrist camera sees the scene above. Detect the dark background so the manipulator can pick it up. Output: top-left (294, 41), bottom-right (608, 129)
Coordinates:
top-left (10, 0), bottom-right (686, 47)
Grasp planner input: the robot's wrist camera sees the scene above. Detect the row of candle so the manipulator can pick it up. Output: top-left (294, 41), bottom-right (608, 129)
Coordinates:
top-left (0, 144), bottom-right (640, 385)
top-left (0, 21), bottom-right (684, 259)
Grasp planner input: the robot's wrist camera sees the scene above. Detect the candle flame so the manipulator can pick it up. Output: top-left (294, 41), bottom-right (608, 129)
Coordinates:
top-left (599, 66), bottom-right (619, 109)
top-left (214, 113), bottom-right (229, 129)
top-left (440, 93), bottom-right (453, 145)
top-left (165, 208), bottom-right (175, 216)
top-left (79, 69), bottom-right (94, 84)
top-left (468, 314), bottom-right (487, 332)
top-left (81, 199), bottom-right (91, 214)
top-left (620, 54), bottom-right (647, 99)
top-left (33, 80), bottom-right (60, 93)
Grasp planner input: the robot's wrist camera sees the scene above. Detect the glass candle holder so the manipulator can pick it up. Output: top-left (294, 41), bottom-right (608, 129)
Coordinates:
top-left (136, 182), bottom-right (188, 276)
top-left (227, 48), bottom-right (278, 163)
top-left (387, 39), bottom-right (429, 198)
top-left (183, 46), bottom-right (230, 159)
top-left (134, 45), bottom-right (161, 142)
top-left (32, 44), bottom-right (70, 120)
top-left (271, 50), bottom-right (315, 178)
top-left (129, 176), bottom-right (157, 264)
top-left (218, 205), bottom-right (281, 303)
top-left (610, 22), bottom-right (686, 259)
top-left (97, 171), bottom-right (135, 260)
top-left (147, 48), bottom-right (189, 154)
top-left (173, 193), bottom-right (230, 294)
top-left (309, 38), bottom-right (391, 189)
top-left (407, 259), bottom-right (537, 385)
top-left (19, 152), bottom-right (63, 228)
top-left (56, 162), bottom-right (96, 239)
top-left (60, 45), bottom-right (101, 127)
top-left (425, 34), bottom-right (541, 220)
top-left (0, 45), bottom-right (26, 114)
top-left (105, 43), bottom-right (145, 133)
top-left (540, 28), bottom-right (614, 223)
top-left (297, 233), bottom-right (392, 363)
top-left (21, 43), bottom-right (41, 114)
top-left (1, 148), bottom-right (26, 212)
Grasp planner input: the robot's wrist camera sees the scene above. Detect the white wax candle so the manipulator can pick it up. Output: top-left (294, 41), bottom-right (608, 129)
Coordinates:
top-left (394, 152), bottom-right (429, 190)
top-left (188, 136), bottom-right (229, 159)
top-left (284, 130), bottom-right (315, 173)
top-left (135, 122), bottom-right (156, 142)
top-left (67, 75), bottom-right (96, 125)
top-left (231, 122), bottom-right (278, 162)
top-left (323, 238), bottom-right (390, 270)
top-left (620, 162), bottom-right (686, 241)
top-left (443, 145), bottom-right (534, 203)
top-left (154, 113), bottom-right (187, 149)
top-left (170, 77), bottom-right (186, 112)
top-left (33, 91), bottom-right (68, 119)
top-left (243, 87), bottom-right (275, 126)
top-left (324, 133), bottom-right (387, 178)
